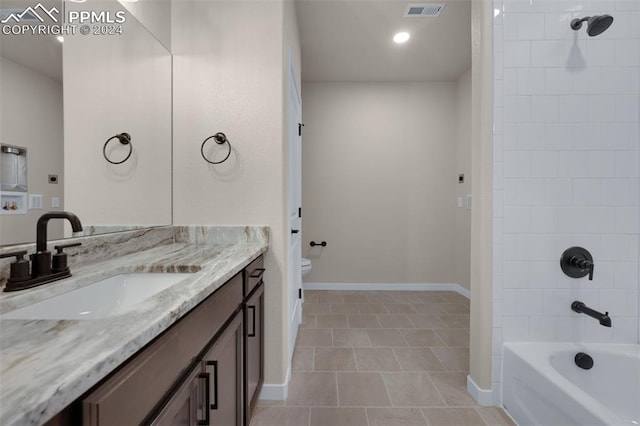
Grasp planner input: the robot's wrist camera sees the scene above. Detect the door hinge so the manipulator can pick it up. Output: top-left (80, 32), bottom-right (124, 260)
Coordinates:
top-left (298, 288), bottom-right (302, 299)
top-left (298, 207), bottom-right (302, 218)
top-left (298, 123), bottom-right (304, 136)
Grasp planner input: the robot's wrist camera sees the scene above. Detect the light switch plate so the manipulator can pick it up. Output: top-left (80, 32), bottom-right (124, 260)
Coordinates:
top-left (51, 197), bottom-right (60, 208)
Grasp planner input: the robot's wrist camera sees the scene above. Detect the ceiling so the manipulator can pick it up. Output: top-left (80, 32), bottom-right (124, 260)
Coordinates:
top-left (295, 0), bottom-right (472, 82)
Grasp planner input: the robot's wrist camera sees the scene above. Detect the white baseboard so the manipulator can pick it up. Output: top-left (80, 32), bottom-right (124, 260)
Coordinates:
top-left (258, 367), bottom-right (291, 400)
top-left (304, 282), bottom-right (471, 299)
top-left (467, 375), bottom-right (494, 406)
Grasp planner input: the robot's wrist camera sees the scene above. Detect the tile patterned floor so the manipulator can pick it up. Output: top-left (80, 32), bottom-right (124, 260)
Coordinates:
top-left (251, 290), bottom-right (516, 426)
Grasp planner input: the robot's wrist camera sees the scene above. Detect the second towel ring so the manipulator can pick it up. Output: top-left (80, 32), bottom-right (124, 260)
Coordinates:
top-left (103, 133), bottom-right (132, 164)
top-left (201, 132), bottom-right (232, 164)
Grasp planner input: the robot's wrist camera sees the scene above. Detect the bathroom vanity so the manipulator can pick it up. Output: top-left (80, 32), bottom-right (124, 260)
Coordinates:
top-left (0, 226), bottom-right (268, 426)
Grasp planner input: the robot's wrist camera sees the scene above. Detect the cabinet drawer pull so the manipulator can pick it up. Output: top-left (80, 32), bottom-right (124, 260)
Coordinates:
top-left (198, 373), bottom-right (210, 425)
top-left (248, 306), bottom-right (256, 337)
top-left (249, 268), bottom-right (265, 279)
top-left (206, 361), bottom-right (219, 410)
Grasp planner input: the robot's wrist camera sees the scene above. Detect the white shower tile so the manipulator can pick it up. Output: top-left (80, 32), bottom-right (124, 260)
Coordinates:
top-left (557, 316), bottom-right (584, 341)
top-left (615, 39), bottom-right (640, 66)
top-left (518, 123), bottom-right (546, 149)
top-left (615, 94), bottom-right (640, 122)
top-left (544, 68), bottom-right (573, 95)
top-left (504, 41), bottom-right (532, 67)
top-left (529, 317), bottom-right (557, 340)
top-left (518, 69), bottom-right (545, 94)
top-left (613, 262), bottom-right (639, 288)
top-left (502, 289), bottom-right (519, 315)
top-left (586, 151), bottom-right (616, 178)
top-left (585, 207), bottom-right (617, 233)
top-left (615, 206), bottom-right (640, 233)
top-left (600, 68), bottom-right (639, 96)
top-left (545, 124), bottom-right (574, 150)
top-left (584, 40), bottom-right (616, 67)
top-left (559, 150), bottom-right (588, 177)
top-left (601, 179), bottom-right (631, 205)
top-left (600, 234), bottom-right (632, 261)
top-left (544, 12), bottom-right (575, 40)
top-left (586, 95), bottom-right (616, 123)
top-left (530, 207), bottom-right (559, 233)
top-left (531, 40), bottom-right (562, 67)
top-left (544, 289), bottom-right (572, 315)
top-left (532, 262), bottom-right (560, 288)
top-left (573, 179), bottom-right (602, 205)
top-left (503, 316), bottom-right (530, 340)
top-left (504, 235), bottom-right (519, 261)
top-left (583, 319), bottom-right (613, 343)
top-left (599, 289), bottom-right (632, 316)
top-left (614, 151), bottom-right (639, 178)
top-left (559, 207), bottom-right (587, 233)
top-left (612, 317), bottom-right (638, 343)
top-left (518, 234), bottom-right (564, 261)
top-left (504, 96), bottom-right (532, 123)
top-left (531, 151), bottom-right (559, 177)
top-left (532, 96), bottom-right (560, 122)
top-left (504, 262), bottom-right (532, 288)
top-left (572, 123), bottom-right (602, 150)
top-left (558, 95), bottom-right (588, 122)
top-left (504, 206), bottom-right (531, 233)
top-left (518, 179), bottom-right (546, 205)
top-left (504, 151), bottom-right (531, 177)
top-left (573, 68), bottom-right (602, 95)
top-left (545, 178), bottom-right (573, 205)
top-left (504, 69), bottom-right (518, 95)
top-left (517, 13), bottom-right (546, 39)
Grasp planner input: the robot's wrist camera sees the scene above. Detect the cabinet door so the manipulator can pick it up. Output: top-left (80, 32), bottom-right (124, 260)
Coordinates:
top-left (150, 365), bottom-right (206, 426)
top-left (244, 282), bottom-right (264, 421)
top-left (202, 312), bottom-right (243, 426)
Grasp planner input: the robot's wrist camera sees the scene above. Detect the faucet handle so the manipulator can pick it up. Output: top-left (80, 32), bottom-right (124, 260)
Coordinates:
top-left (560, 247), bottom-right (594, 281)
top-left (0, 250), bottom-right (30, 283)
top-left (0, 250), bottom-right (28, 260)
top-left (54, 242), bottom-right (81, 254)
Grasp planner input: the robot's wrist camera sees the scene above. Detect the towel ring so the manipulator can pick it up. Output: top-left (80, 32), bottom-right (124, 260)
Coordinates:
top-left (201, 132), bottom-right (232, 164)
top-left (103, 133), bottom-right (132, 164)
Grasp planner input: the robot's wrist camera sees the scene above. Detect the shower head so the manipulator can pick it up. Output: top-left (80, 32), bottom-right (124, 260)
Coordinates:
top-left (570, 15), bottom-right (614, 37)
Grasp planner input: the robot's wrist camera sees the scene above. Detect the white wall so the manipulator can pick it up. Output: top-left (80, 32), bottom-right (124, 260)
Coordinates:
top-left (64, 0), bottom-right (172, 229)
top-left (172, 0), bottom-right (298, 388)
top-left (455, 69), bottom-right (473, 290)
top-left (492, 0), bottom-right (640, 402)
top-left (301, 81), bottom-right (469, 287)
top-left (0, 57), bottom-right (64, 245)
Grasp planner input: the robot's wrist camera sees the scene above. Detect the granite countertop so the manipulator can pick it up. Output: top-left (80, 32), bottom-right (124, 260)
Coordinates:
top-left (0, 238), bottom-right (267, 426)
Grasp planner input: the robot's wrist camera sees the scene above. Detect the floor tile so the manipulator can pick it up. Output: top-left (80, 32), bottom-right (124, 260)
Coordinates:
top-left (250, 406), bottom-right (310, 426)
top-left (411, 303), bottom-right (449, 314)
top-left (342, 294), bottom-right (369, 303)
top-left (292, 347), bottom-right (314, 371)
top-left (407, 314), bottom-right (448, 328)
top-left (347, 314), bottom-right (382, 328)
top-left (384, 303), bottom-right (417, 314)
top-left (393, 348), bottom-right (445, 372)
top-left (316, 314), bottom-right (348, 328)
top-left (304, 292), bottom-right (320, 303)
top-left (286, 372), bottom-right (337, 406)
top-left (314, 347), bottom-right (357, 371)
top-left (429, 372), bottom-right (478, 406)
top-left (434, 328), bottom-right (470, 347)
top-left (431, 346), bottom-right (470, 372)
top-left (378, 314), bottom-right (413, 328)
top-left (439, 293), bottom-right (470, 304)
top-left (331, 303), bottom-right (360, 314)
top-left (382, 372), bottom-right (445, 407)
top-left (392, 292), bottom-right (428, 303)
top-left (436, 314), bottom-right (470, 328)
top-left (358, 303), bottom-right (388, 314)
top-left (367, 407), bottom-right (428, 426)
top-left (354, 347), bottom-right (402, 371)
top-left (337, 372), bottom-right (391, 406)
top-left (441, 303), bottom-right (470, 314)
top-left (367, 329), bottom-right (408, 346)
top-left (475, 407), bottom-right (517, 426)
top-left (310, 407), bottom-right (368, 426)
top-left (333, 329), bottom-right (371, 347)
top-left (300, 313), bottom-right (317, 329)
top-left (401, 329), bottom-right (445, 347)
top-left (304, 302), bottom-right (331, 314)
top-left (317, 293), bottom-right (344, 303)
top-left (367, 293), bottom-right (396, 303)
top-left (296, 329), bottom-right (332, 347)
top-left (417, 293), bottom-right (448, 303)
top-left (422, 407), bottom-right (486, 426)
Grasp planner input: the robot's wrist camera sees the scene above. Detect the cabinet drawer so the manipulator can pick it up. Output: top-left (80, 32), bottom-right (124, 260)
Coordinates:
top-left (243, 256), bottom-right (264, 296)
top-left (82, 273), bottom-right (243, 426)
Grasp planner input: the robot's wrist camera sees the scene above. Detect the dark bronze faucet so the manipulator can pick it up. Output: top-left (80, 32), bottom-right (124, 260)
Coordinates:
top-left (2, 211), bottom-right (83, 292)
top-left (571, 301), bottom-right (612, 327)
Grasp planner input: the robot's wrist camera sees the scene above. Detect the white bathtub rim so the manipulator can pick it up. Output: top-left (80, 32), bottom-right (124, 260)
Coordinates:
top-left (503, 342), bottom-right (639, 426)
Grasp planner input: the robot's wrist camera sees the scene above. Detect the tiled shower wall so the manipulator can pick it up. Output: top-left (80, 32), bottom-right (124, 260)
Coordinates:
top-left (492, 0), bottom-right (640, 403)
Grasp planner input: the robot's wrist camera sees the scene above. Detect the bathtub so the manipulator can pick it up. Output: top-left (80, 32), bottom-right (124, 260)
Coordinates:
top-left (502, 342), bottom-right (640, 426)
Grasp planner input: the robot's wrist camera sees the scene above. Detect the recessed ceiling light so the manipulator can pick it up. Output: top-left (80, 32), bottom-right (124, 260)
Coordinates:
top-left (56, 36), bottom-right (64, 43)
top-left (393, 32), bottom-right (410, 44)
top-left (69, 0), bottom-right (87, 3)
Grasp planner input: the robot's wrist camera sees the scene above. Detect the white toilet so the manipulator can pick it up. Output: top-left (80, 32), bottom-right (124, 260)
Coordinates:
top-left (301, 258), bottom-right (312, 280)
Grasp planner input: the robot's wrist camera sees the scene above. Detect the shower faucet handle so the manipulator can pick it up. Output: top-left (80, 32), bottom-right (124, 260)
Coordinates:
top-left (560, 247), bottom-right (594, 281)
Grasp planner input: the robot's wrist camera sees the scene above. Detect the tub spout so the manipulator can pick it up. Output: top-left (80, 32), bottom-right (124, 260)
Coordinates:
top-left (571, 301), bottom-right (612, 327)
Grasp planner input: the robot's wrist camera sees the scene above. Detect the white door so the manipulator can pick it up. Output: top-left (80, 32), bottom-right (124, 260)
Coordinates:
top-left (287, 55), bottom-right (303, 360)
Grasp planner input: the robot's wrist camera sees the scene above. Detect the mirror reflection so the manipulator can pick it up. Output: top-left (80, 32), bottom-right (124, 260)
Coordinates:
top-left (0, 0), bottom-right (172, 246)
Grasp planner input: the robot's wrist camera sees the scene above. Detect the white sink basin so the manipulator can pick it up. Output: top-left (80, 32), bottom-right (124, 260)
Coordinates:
top-left (1, 273), bottom-right (192, 320)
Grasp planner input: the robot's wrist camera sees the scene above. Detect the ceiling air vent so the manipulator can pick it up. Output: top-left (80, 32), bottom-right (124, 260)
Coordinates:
top-left (404, 3), bottom-right (446, 17)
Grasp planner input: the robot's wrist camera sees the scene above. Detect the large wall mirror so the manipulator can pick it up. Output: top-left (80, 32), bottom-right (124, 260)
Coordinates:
top-left (0, 0), bottom-right (172, 246)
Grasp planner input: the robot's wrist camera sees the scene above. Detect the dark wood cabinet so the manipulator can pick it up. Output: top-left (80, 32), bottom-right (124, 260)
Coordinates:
top-left (244, 282), bottom-right (264, 421)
